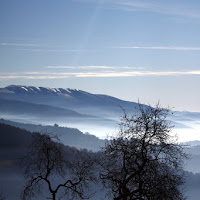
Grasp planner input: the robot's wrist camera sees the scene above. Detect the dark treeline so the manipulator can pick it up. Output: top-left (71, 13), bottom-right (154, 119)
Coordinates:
top-left (0, 118), bottom-right (105, 151)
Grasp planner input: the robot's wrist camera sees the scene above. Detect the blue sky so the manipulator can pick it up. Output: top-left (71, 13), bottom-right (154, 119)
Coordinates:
top-left (0, 0), bottom-right (200, 111)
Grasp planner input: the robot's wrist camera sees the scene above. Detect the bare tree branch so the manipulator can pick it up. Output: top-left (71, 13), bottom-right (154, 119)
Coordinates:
top-left (21, 133), bottom-right (96, 200)
top-left (99, 103), bottom-right (187, 200)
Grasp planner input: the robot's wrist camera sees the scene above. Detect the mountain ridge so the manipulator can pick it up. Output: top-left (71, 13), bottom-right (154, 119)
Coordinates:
top-left (0, 85), bottom-right (137, 107)
top-left (0, 84), bottom-right (199, 137)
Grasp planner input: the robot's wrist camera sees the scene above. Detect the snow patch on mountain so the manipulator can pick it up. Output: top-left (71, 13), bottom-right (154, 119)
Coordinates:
top-left (2, 85), bottom-right (78, 96)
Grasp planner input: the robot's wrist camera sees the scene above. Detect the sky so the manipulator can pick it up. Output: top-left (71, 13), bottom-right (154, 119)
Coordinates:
top-left (0, 0), bottom-right (200, 112)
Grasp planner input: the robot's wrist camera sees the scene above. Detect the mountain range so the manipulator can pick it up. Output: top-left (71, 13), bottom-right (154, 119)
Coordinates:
top-left (0, 85), bottom-right (139, 118)
top-left (0, 85), bottom-right (199, 138)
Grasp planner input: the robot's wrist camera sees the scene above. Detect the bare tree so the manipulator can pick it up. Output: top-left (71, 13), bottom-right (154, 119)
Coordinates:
top-left (100, 103), bottom-right (186, 200)
top-left (21, 133), bottom-right (96, 200)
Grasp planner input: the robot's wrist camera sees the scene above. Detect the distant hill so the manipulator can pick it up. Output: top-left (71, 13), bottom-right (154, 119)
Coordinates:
top-left (0, 118), bottom-right (105, 151)
top-left (0, 98), bottom-right (88, 118)
top-left (0, 97), bottom-right (117, 133)
top-left (0, 123), bottom-right (32, 161)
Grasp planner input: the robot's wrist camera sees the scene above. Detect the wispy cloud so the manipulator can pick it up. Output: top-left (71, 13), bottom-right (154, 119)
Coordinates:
top-left (0, 43), bottom-right (47, 47)
top-left (121, 1), bottom-right (199, 17)
top-left (113, 46), bottom-right (200, 51)
top-left (46, 65), bottom-right (133, 69)
top-left (74, 70), bottom-right (200, 77)
top-left (79, 0), bottom-right (200, 19)
top-left (0, 75), bottom-right (71, 80)
top-left (17, 48), bottom-right (86, 52)
top-left (114, 0), bottom-right (200, 19)
top-left (1, 70), bottom-right (200, 80)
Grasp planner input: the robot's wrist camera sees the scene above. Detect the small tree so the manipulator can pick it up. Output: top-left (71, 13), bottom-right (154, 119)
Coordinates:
top-left (100, 103), bottom-right (186, 200)
top-left (21, 133), bottom-right (96, 200)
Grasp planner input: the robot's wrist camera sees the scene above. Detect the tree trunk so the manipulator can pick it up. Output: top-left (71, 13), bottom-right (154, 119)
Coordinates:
top-left (52, 192), bottom-right (56, 200)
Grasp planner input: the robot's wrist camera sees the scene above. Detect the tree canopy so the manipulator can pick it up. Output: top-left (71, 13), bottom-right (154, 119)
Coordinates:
top-left (100, 104), bottom-right (186, 200)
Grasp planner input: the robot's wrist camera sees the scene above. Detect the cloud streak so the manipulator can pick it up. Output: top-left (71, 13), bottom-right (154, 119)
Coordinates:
top-left (46, 65), bottom-right (132, 69)
top-left (79, 0), bottom-right (200, 19)
top-left (17, 48), bottom-right (86, 52)
top-left (113, 46), bottom-right (200, 51)
top-left (0, 43), bottom-right (47, 47)
top-left (1, 70), bottom-right (200, 80)
top-left (112, 0), bottom-right (200, 19)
